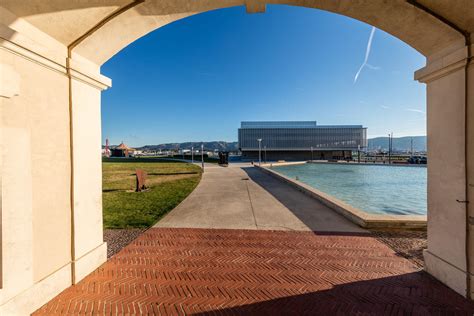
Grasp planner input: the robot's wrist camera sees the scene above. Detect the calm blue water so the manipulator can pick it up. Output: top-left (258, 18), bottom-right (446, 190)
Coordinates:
top-left (273, 163), bottom-right (427, 215)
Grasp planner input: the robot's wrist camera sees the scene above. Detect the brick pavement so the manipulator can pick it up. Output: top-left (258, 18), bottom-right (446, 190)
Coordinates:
top-left (34, 228), bottom-right (474, 315)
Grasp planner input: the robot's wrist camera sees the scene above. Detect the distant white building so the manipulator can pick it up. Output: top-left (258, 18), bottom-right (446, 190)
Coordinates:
top-left (238, 121), bottom-right (367, 161)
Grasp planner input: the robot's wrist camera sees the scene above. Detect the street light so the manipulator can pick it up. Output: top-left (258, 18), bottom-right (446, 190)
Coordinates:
top-left (357, 144), bottom-right (361, 163)
top-left (191, 146), bottom-right (194, 163)
top-left (311, 146), bottom-right (314, 162)
top-left (388, 132), bottom-right (393, 164)
top-left (201, 143), bottom-right (204, 170)
top-left (264, 145), bottom-right (267, 163)
top-left (257, 139), bottom-right (262, 166)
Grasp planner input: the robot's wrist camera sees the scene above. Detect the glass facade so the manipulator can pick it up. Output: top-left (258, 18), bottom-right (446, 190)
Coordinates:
top-left (238, 121), bottom-right (367, 151)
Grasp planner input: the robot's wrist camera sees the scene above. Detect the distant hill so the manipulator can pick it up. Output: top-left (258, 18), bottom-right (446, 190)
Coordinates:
top-left (119, 136), bottom-right (426, 153)
top-left (137, 141), bottom-right (239, 152)
top-left (367, 136), bottom-right (426, 152)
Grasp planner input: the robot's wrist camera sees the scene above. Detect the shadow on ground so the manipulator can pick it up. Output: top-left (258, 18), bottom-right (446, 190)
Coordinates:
top-left (194, 272), bottom-right (474, 315)
top-left (35, 228), bottom-right (472, 315)
top-left (241, 166), bottom-right (427, 267)
top-left (241, 166), bottom-right (366, 233)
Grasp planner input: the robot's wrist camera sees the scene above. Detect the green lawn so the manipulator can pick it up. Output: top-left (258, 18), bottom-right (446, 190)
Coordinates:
top-left (102, 158), bottom-right (201, 229)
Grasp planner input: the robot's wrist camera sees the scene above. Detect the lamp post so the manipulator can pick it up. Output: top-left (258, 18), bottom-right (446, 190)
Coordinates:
top-left (264, 145), bottom-right (267, 164)
top-left (257, 139), bottom-right (262, 166)
top-left (388, 132), bottom-right (393, 164)
top-left (357, 144), bottom-right (361, 163)
top-left (201, 143), bottom-right (204, 170)
top-left (191, 146), bottom-right (194, 163)
top-left (387, 133), bottom-right (390, 164)
top-left (311, 146), bottom-right (314, 162)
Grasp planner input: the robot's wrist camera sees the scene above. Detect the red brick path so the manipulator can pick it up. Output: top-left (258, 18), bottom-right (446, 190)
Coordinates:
top-left (34, 228), bottom-right (474, 315)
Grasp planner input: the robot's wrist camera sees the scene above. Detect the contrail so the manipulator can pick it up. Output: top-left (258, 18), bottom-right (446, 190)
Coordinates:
top-left (406, 108), bottom-right (426, 114)
top-left (354, 26), bottom-right (376, 83)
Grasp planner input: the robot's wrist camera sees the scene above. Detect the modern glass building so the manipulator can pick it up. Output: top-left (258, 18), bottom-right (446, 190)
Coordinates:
top-left (238, 121), bottom-right (367, 161)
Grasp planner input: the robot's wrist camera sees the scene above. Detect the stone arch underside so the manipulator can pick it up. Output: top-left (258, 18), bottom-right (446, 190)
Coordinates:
top-left (2, 0), bottom-right (471, 66)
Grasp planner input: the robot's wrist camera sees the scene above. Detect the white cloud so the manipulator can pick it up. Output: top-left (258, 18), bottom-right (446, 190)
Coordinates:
top-left (380, 105), bottom-right (390, 109)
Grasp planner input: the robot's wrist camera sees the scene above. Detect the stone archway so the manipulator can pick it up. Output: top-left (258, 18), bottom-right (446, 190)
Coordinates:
top-left (1, 1), bottom-right (473, 313)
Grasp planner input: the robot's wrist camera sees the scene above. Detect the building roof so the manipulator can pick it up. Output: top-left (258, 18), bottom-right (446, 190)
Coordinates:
top-left (116, 142), bottom-right (134, 150)
top-left (241, 121), bottom-right (317, 128)
top-left (240, 121), bottom-right (364, 129)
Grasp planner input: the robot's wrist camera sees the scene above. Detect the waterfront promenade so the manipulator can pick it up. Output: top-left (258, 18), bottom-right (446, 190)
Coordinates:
top-left (34, 163), bottom-right (474, 314)
top-left (155, 162), bottom-right (364, 232)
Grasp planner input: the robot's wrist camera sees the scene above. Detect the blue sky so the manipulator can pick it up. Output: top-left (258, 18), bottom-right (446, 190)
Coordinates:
top-left (101, 5), bottom-right (426, 147)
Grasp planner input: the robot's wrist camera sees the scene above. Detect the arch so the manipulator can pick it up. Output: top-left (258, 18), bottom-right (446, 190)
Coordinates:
top-left (1, 1), bottom-right (474, 312)
top-left (73, 0), bottom-right (464, 64)
top-left (1, 0), bottom-right (468, 65)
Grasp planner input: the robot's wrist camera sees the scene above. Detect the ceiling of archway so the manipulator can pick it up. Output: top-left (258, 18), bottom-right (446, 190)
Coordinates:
top-left (1, 0), bottom-right (472, 64)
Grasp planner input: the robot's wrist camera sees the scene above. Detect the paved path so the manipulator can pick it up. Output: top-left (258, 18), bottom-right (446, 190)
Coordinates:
top-left (35, 228), bottom-right (474, 315)
top-left (155, 163), bottom-right (364, 233)
top-left (34, 163), bottom-right (474, 314)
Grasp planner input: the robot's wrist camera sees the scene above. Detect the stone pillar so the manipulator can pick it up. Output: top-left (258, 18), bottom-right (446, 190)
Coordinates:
top-left (469, 39), bottom-right (474, 300)
top-left (0, 8), bottom-right (110, 312)
top-left (415, 41), bottom-right (473, 298)
top-left (0, 19), bottom-right (72, 313)
top-left (0, 51), bottom-right (34, 308)
top-left (67, 56), bottom-right (111, 283)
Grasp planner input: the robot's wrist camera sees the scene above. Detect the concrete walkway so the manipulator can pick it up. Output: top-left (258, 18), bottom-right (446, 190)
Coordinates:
top-left (155, 163), bottom-right (365, 233)
top-left (35, 163), bottom-right (474, 315)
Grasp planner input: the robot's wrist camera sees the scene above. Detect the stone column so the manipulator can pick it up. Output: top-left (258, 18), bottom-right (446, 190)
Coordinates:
top-left (0, 7), bottom-right (110, 311)
top-left (67, 56), bottom-right (111, 283)
top-left (415, 41), bottom-right (474, 298)
top-left (0, 9), bottom-right (73, 311)
top-left (469, 39), bottom-right (474, 300)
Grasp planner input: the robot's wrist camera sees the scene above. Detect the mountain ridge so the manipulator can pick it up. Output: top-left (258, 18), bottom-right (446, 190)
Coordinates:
top-left (367, 136), bottom-right (426, 152)
top-left (122, 136), bottom-right (427, 152)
